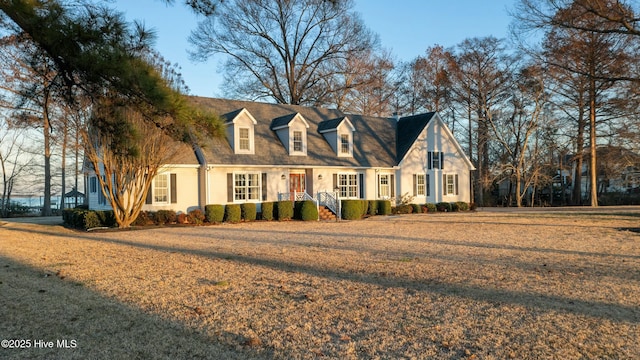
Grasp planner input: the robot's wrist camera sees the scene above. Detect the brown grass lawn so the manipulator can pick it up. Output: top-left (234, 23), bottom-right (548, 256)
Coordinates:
top-left (1, 210), bottom-right (639, 359)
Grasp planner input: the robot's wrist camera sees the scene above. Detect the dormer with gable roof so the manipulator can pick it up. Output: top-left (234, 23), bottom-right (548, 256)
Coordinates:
top-left (270, 113), bottom-right (310, 156)
top-left (223, 108), bottom-right (257, 154)
top-left (318, 116), bottom-right (356, 157)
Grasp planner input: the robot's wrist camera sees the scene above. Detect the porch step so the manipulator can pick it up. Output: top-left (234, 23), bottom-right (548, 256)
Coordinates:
top-left (319, 205), bottom-right (337, 221)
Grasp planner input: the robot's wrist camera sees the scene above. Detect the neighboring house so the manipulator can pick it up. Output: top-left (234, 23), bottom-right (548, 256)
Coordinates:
top-left (573, 145), bottom-right (640, 196)
top-left (86, 97), bottom-right (475, 214)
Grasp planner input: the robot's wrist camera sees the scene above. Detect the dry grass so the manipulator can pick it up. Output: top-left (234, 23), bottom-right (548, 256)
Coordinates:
top-left (1, 210), bottom-right (639, 359)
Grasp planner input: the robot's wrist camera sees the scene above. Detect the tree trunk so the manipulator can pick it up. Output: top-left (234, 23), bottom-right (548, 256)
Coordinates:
top-left (42, 93), bottom-right (52, 216)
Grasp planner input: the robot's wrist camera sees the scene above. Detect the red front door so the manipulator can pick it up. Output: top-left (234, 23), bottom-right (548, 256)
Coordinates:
top-left (289, 173), bottom-right (306, 198)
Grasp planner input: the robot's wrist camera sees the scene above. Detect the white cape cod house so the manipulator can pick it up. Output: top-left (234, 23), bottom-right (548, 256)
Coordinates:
top-left (86, 97), bottom-right (475, 214)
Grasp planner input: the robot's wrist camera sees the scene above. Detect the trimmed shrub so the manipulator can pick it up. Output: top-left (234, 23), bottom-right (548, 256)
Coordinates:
top-left (411, 204), bottom-right (422, 213)
top-left (275, 200), bottom-right (294, 220)
top-left (450, 202), bottom-right (460, 212)
top-left (188, 209), bottom-right (205, 224)
top-left (393, 204), bottom-right (413, 214)
top-left (133, 211), bottom-right (154, 226)
top-left (241, 203), bottom-right (257, 221)
top-left (436, 202), bottom-right (452, 212)
top-left (82, 211), bottom-right (101, 229)
top-left (224, 204), bottom-right (241, 223)
top-left (469, 202), bottom-right (478, 211)
top-left (378, 200), bottom-right (392, 215)
top-left (261, 202), bottom-right (274, 221)
top-left (155, 210), bottom-right (177, 225)
top-left (367, 200), bottom-right (379, 216)
top-left (95, 210), bottom-right (116, 227)
top-left (425, 203), bottom-right (437, 213)
top-left (455, 201), bottom-right (470, 211)
top-left (205, 204), bottom-right (225, 223)
top-left (297, 200), bottom-right (318, 221)
top-left (341, 200), bottom-right (364, 220)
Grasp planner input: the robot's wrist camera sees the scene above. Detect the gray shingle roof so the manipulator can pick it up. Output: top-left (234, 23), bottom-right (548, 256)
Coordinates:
top-left (189, 97), bottom-right (401, 168)
top-left (396, 112), bottom-right (436, 162)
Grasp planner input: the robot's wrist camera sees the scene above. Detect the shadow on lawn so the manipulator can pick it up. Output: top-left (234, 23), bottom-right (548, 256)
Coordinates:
top-left (0, 255), bottom-right (272, 360)
top-left (4, 225), bottom-right (639, 326)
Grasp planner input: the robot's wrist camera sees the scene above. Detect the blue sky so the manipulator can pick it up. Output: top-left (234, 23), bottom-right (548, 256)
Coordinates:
top-left (114, 0), bottom-right (515, 97)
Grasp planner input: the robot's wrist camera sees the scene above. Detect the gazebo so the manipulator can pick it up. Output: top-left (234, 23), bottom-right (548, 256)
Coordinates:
top-left (63, 187), bottom-right (85, 208)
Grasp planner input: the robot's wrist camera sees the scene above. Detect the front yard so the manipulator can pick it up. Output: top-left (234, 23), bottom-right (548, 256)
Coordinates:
top-left (1, 210), bottom-right (639, 359)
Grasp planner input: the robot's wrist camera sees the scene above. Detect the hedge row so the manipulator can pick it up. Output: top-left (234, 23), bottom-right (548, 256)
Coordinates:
top-left (340, 200), bottom-right (392, 220)
top-left (390, 201), bottom-right (472, 214)
top-left (63, 208), bottom-right (116, 230)
top-left (63, 208), bottom-right (207, 230)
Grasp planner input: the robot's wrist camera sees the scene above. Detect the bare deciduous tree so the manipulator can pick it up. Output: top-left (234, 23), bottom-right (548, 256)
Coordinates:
top-left (188, 0), bottom-right (379, 106)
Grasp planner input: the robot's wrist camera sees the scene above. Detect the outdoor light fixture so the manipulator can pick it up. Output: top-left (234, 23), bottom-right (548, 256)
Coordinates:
top-left (318, 174), bottom-right (323, 180)
top-left (281, 174), bottom-right (286, 180)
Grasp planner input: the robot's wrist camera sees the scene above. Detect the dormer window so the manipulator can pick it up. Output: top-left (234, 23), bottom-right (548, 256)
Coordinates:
top-left (318, 116), bottom-right (355, 157)
top-left (223, 108), bottom-right (257, 154)
top-left (270, 113), bottom-right (309, 156)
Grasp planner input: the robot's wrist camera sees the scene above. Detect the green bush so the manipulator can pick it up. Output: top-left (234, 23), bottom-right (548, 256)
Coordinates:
top-left (188, 209), bottom-right (205, 224)
top-left (378, 200), bottom-right (392, 215)
top-left (95, 210), bottom-right (116, 227)
top-left (341, 200), bottom-right (365, 220)
top-left (456, 201), bottom-right (470, 211)
top-left (425, 203), bottom-right (437, 213)
top-left (224, 204), bottom-right (241, 223)
top-left (133, 211), bottom-right (154, 226)
top-left (82, 211), bottom-right (101, 229)
top-left (205, 204), bottom-right (225, 223)
top-left (367, 200), bottom-right (378, 216)
top-left (436, 202), bottom-right (452, 212)
top-left (241, 203), bottom-right (257, 221)
top-left (260, 202), bottom-right (274, 221)
top-left (411, 204), bottom-right (422, 213)
top-left (155, 209), bottom-right (177, 224)
top-left (393, 204), bottom-right (413, 214)
top-left (450, 202), bottom-right (460, 212)
top-left (299, 200), bottom-right (318, 221)
top-left (276, 201), bottom-right (294, 220)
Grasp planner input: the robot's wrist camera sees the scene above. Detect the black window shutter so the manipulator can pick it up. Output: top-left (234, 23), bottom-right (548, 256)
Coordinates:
top-left (426, 174), bottom-right (430, 196)
top-left (413, 174), bottom-right (417, 196)
top-left (428, 152), bottom-right (432, 170)
top-left (170, 173), bottom-right (177, 204)
top-left (440, 152), bottom-right (444, 169)
top-left (227, 173), bottom-right (234, 203)
top-left (455, 174), bottom-right (459, 195)
top-left (333, 174), bottom-right (338, 190)
top-left (359, 173), bottom-right (364, 199)
top-left (262, 173), bottom-right (267, 201)
top-left (443, 174), bottom-right (447, 196)
top-left (390, 174), bottom-right (395, 198)
top-left (376, 174), bottom-right (380, 198)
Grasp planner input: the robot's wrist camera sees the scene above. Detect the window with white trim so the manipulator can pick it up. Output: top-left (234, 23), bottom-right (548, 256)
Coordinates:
top-left (293, 130), bottom-right (303, 152)
top-left (234, 173), bottom-right (261, 201)
top-left (154, 173), bottom-right (169, 203)
top-left (444, 174), bottom-right (458, 196)
top-left (416, 174), bottom-right (426, 196)
top-left (432, 151), bottom-right (441, 169)
top-left (239, 127), bottom-right (250, 151)
top-left (339, 174), bottom-right (358, 198)
top-left (340, 134), bottom-right (350, 154)
top-left (379, 174), bottom-right (390, 199)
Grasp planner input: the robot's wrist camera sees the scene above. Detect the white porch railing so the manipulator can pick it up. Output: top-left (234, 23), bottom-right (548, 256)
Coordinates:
top-left (277, 191), bottom-right (320, 220)
top-left (316, 191), bottom-right (341, 220)
top-left (276, 191), bottom-right (340, 220)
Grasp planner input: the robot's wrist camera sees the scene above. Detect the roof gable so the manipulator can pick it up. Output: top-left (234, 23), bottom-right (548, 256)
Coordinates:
top-left (396, 112), bottom-right (436, 162)
top-left (223, 108), bottom-right (257, 125)
top-left (270, 113), bottom-right (309, 130)
top-left (318, 117), bottom-right (355, 133)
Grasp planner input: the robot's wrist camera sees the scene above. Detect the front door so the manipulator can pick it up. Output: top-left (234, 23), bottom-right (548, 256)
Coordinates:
top-left (289, 173), bottom-right (306, 199)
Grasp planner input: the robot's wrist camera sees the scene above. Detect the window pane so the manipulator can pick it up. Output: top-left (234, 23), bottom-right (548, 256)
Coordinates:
top-left (417, 174), bottom-right (425, 196)
top-left (154, 174), bottom-right (168, 203)
top-left (239, 128), bottom-right (250, 150)
top-left (293, 131), bottom-right (303, 152)
top-left (340, 134), bottom-right (350, 154)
